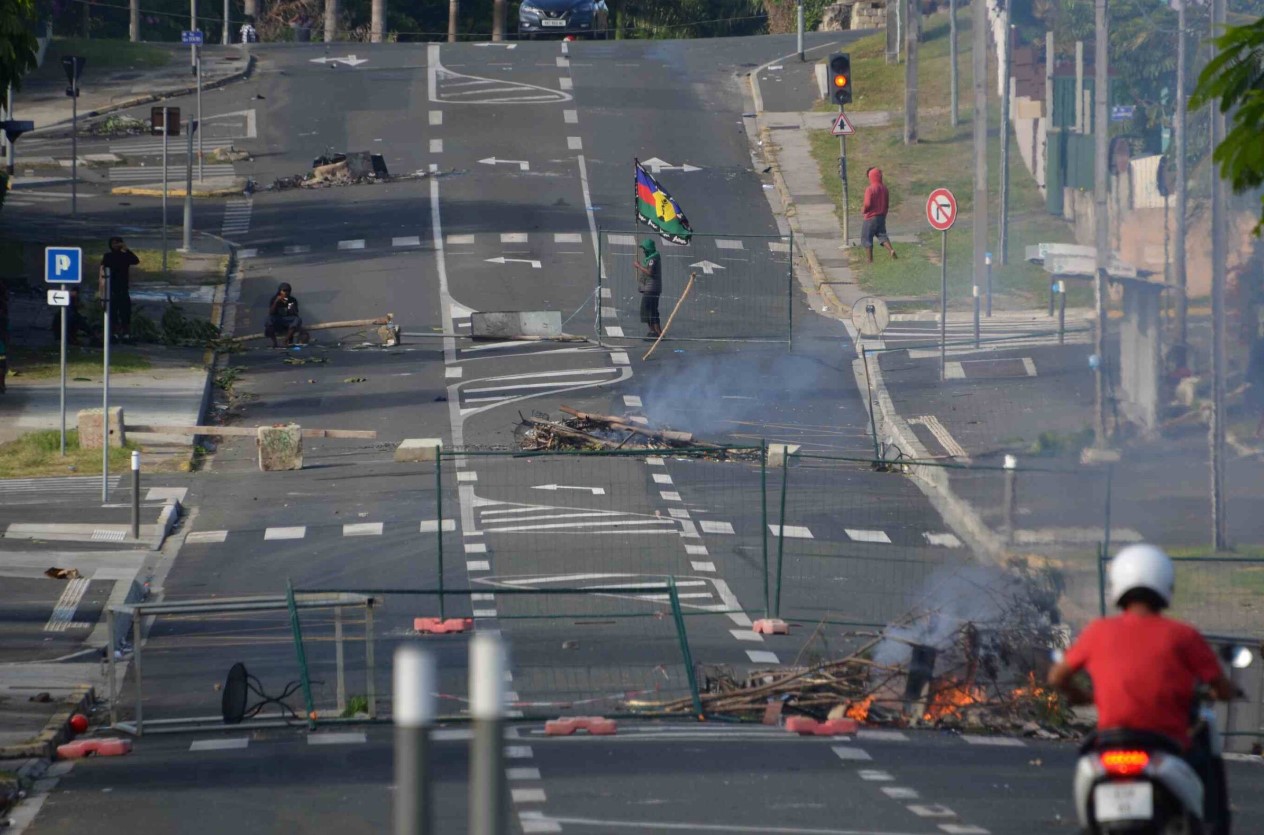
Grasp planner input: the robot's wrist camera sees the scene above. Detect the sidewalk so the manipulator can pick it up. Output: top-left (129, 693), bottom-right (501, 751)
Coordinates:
top-left (14, 45), bottom-right (253, 137)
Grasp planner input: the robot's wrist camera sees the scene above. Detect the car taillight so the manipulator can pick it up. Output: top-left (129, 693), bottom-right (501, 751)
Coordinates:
top-left (1100, 749), bottom-right (1150, 777)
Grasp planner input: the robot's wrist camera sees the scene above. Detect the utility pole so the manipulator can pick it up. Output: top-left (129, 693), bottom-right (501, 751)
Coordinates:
top-left (182, 118), bottom-right (197, 252)
top-left (448, 0), bottom-right (458, 43)
top-left (325, 0), bottom-right (338, 42)
top-left (222, 0), bottom-right (229, 44)
top-left (971, 0), bottom-right (988, 315)
top-left (492, 0), bottom-right (505, 42)
top-left (904, 0), bottom-right (918, 144)
top-left (999, 21), bottom-right (1012, 265)
top-left (244, 0), bottom-right (256, 20)
top-left (1092, 0), bottom-right (1110, 448)
top-left (130, 0), bottom-right (139, 41)
top-left (1173, 0), bottom-right (1188, 351)
top-left (797, 1), bottom-right (805, 62)
top-left (190, 0), bottom-right (197, 75)
top-left (948, 0), bottom-right (958, 127)
top-left (1209, 0), bottom-right (1228, 551)
top-left (371, 0), bottom-right (384, 43)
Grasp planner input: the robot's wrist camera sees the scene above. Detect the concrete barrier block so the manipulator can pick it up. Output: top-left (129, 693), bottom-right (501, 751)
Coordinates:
top-left (395, 438), bottom-right (442, 463)
top-left (257, 424), bottom-right (303, 471)
top-left (752, 618), bottom-right (790, 635)
top-left (77, 407), bottom-right (126, 449)
top-left (414, 617), bottom-right (471, 634)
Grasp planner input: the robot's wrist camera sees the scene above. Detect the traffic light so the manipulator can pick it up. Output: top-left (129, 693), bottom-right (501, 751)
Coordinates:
top-left (829, 53), bottom-right (852, 106)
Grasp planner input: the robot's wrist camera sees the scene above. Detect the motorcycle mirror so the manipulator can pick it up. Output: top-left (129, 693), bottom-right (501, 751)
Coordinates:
top-left (1229, 646), bottom-right (1254, 670)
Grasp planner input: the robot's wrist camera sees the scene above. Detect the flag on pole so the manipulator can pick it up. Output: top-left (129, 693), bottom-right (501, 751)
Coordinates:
top-left (634, 159), bottom-right (693, 245)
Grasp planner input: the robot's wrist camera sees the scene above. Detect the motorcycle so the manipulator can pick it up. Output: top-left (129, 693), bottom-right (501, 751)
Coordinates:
top-left (1070, 645), bottom-right (1252, 834)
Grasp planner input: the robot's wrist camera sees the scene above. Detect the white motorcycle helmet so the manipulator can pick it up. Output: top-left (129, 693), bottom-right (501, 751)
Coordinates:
top-left (1108, 543), bottom-right (1175, 608)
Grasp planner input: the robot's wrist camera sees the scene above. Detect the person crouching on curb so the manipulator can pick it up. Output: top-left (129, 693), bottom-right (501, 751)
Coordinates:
top-left (635, 238), bottom-right (663, 338)
top-left (267, 283), bottom-right (303, 348)
top-left (862, 167), bottom-right (897, 263)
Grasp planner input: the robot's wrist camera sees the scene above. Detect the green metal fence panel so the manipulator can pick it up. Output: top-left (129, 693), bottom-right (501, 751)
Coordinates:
top-left (598, 229), bottom-right (793, 343)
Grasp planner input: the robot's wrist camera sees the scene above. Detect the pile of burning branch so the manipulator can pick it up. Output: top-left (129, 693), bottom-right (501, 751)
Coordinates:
top-left (516, 406), bottom-right (756, 459)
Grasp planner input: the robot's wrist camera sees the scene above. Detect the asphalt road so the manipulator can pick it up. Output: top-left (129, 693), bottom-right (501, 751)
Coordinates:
top-left (9, 32), bottom-right (1122, 835)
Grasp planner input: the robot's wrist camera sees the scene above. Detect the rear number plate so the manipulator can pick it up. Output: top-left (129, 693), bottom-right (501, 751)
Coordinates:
top-left (541, 19), bottom-right (567, 26)
top-left (1094, 782), bottom-right (1154, 822)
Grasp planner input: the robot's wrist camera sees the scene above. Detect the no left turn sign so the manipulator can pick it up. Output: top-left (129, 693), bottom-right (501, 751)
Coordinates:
top-left (926, 187), bottom-right (958, 232)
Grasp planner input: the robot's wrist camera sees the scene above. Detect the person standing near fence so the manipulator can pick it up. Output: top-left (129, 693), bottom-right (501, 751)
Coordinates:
top-left (99, 237), bottom-right (140, 343)
top-left (861, 167), bottom-right (897, 263)
top-left (635, 238), bottom-right (663, 338)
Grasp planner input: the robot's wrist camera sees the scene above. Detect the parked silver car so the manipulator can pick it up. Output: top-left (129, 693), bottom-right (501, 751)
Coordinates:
top-left (517, 0), bottom-right (610, 39)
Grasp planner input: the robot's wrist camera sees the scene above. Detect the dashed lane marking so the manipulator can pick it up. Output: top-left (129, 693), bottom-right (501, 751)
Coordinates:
top-left (746, 650), bottom-right (780, 664)
top-left (567, 136), bottom-right (582, 150)
top-left (882, 787), bottom-right (919, 800)
top-left (831, 746), bottom-right (873, 761)
top-left (939, 826), bottom-right (990, 834)
top-left (507, 767), bottom-right (542, 780)
top-left (264, 526), bottom-right (305, 540)
top-left (768, 524), bottom-right (813, 539)
top-left (394, 235), bottom-right (422, 247)
top-left (858, 770), bottom-right (894, 781)
top-left (922, 532), bottom-right (962, 548)
top-left (700, 521), bottom-right (734, 534)
top-left (961, 735), bottom-right (1024, 747)
top-left (512, 788), bottom-right (548, 803)
top-left (190, 738), bottom-right (249, 751)
top-left (845, 529), bottom-right (891, 544)
top-left (907, 805), bottom-right (956, 818)
top-left (730, 629), bottom-right (764, 643)
top-left (343, 522), bottom-right (382, 536)
top-left (338, 239), bottom-right (366, 250)
top-left (420, 519), bottom-right (457, 532)
top-left (856, 730), bottom-right (909, 742)
top-left (429, 110), bottom-right (443, 125)
top-left (186, 530), bottom-right (228, 544)
top-left (307, 732), bottom-right (367, 745)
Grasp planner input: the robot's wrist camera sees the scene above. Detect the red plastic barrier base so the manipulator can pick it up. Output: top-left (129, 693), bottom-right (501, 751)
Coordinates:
top-left (752, 618), bottom-right (789, 635)
top-left (544, 716), bottom-right (617, 736)
top-left (57, 737), bottom-right (133, 759)
top-left (784, 717), bottom-right (858, 737)
top-left (413, 617), bottom-right (473, 634)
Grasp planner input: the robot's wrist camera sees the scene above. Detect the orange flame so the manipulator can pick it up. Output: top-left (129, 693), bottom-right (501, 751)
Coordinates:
top-left (844, 695), bottom-right (875, 722)
top-left (922, 680), bottom-right (986, 722)
top-left (1010, 671), bottom-right (1062, 713)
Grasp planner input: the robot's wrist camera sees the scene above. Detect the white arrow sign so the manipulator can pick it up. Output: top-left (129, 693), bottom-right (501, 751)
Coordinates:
top-left (486, 256), bottom-right (542, 269)
top-left (640, 156), bottom-right (702, 174)
top-left (310, 54), bottom-right (368, 67)
top-left (47, 289), bottom-right (71, 307)
top-left (479, 157), bottom-right (530, 172)
top-left (689, 260), bottom-right (726, 276)
top-left (531, 484), bottom-right (607, 495)
top-left (474, 43), bottom-right (517, 49)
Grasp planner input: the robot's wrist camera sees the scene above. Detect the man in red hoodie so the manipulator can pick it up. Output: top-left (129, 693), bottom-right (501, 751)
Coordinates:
top-left (861, 167), bottom-right (897, 263)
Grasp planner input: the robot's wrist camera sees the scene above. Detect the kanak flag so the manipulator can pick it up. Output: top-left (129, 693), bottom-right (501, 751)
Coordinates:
top-left (634, 159), bottom-right (693, 245)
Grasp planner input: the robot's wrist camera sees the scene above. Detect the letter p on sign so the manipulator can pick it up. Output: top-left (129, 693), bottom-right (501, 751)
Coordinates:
top-left (45, 246), bottom-right (83, 284)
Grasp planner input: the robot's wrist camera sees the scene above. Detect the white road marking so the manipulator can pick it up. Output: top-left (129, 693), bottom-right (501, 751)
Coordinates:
top-left (508, 767), bottom-right (542, 780)
top-left (606, 325), bottom-right (624, 337)
top-left (961, 735), bottom-right (1024, 747)
top-left (465, 542), bottom-right (488, 554)
top-left (660, 491), bottom-right (682, 501)
top-left (746, 650), bottom-right (780, 664)
top-left (567, 136), bottom-right (582, 150)
top-left (190, 738), bottom-right (249, 751)
top-left (238, 248), bottom-right (257, 259)
top-left (611, 351), bottom-right (630, 366)
top-left (652, 473), bottom-right (673, 484)
top-left (512, 788), bottom-right (547, 803)
top-left (769, 524), bottom-right (813, 539)
top-left (186, 530), bottom-right (228, 544)
top-left (856, 730), bottom-right (909, 742)
top-left (472, 593), bottom-right (495, 602)
top-left (608, 234), bottom-right (637, 246)
top-left (343, 522), bottom-right (383, 536)
top-left (507, 745), bottom-right (534, 758)
top-left (684, 544), bottom-right (708, 555)
top-left (715, 239), bottom-right (744, 250)
top-left (446, 367), bottom-right (463, 379)
top-left (882, 787), bottom-right (919, 800)
top-left (943, 361), bottom-right (965, 379)
top-left (500, 232), bottom-right (528, 243)
top-left (284, 244), bottom-right (311, 255)
top-left (308, 732), bottom-right (367, 745)
top-left (858, 770), bottom-right (894, 781)
top-left (622, 394), bottom-right (643, 407)
top-left (1022, 357), bottom-right (1038, 376)
top-left (473, 609), bottom-right (497, 618)
top-left (518, 813), bottom-right (930, 834)
top-left (521, 816), bottom-right (563, 834)
top-left (430, 138), bottom-right (443, 153)
top-left (467, 560), bottom-right (491, 572)
top-left (457, 471), bottom-right (478, 482)
top-left (907, 805), bottom-right (955, 818)
top-left (730, 629), bottom-right (764, 642)
top-left (938, 827), bottom-right (990, 834)
top-left (45, 578), bottom-right (90, 632)
top-left (564, 109), bottom-right (578, 123)
top-left (908, 415), bottom-right (968, 459)
top-left (923, 532), bottom-right (962, 548)
top-left (691, 562), bottom-right (716, 572)
top-left (393, 235), bottom-right (422, 247)
top-left (845, 529), bottom-right (891, 544)
top-left (338, 239), bottom-right (366, 250)
top-left (554, 233), bottom-right (582, 243)
top-left (429, 110), bottom-right (443, 125)
top-left (831, 746), bottom-right (873, 761)
top-left (769, 241), bottom-right (790, 253)
top-left (447, 234), bottom-right (475, 245)
top-left (419, 519), bottom-right (457, 532)
top-left (668, 509), bottom-right (690, 518)
top-left (700, 521), bottom-right (734, 534)
top-left (264, 526), bottom-right (305, 540)
top-left (645, 456), bottom-right (665, 465)
top-left (559, 78), bottom-right (573, 90)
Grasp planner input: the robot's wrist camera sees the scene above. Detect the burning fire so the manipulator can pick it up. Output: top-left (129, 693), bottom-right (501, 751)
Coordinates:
top-left (1010, 671), bottom-right (1062, 715)
top-left (844, 695), bottom-right (875, 722)
top-left (922, 679), bottom-right (986, 722)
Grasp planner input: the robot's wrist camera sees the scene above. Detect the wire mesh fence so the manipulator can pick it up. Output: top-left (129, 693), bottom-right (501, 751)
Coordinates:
top-left (597, 230), bottom-right (794, 343)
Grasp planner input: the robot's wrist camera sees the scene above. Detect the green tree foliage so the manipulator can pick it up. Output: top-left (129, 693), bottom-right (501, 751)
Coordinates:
top-left (1, 0), bottom-right (39, 110)
top-left (1191, 15), bottom-right (1264, 231)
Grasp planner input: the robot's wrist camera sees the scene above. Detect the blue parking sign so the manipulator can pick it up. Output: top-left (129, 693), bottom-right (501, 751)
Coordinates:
top-left (45, 246), bottom-right (83, 284)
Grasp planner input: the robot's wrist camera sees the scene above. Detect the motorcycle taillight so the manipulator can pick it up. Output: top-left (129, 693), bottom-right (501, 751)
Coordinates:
top-left (1099, 749), bottom-right (1150, 777)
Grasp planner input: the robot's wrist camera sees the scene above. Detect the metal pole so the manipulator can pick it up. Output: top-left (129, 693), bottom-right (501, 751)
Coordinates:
top-left (948, 0), bottom-right (958, 127)
top-left (1173, 0), bottom-right (1188, 350)
top-left (1210, 0), bottom-right (1228, 551)
top-left (985, 251), bottom-right (992, 317)
top-left (395, 645), bottom-right (435, 835)
top-left (973, 285), bottom-right (980, 349)
top-left (469, 634), bottom-right (507, 835)
top-left (839, 113), bottom-right (849, 245)
top-left (999, 21), bottom-right (1012, 265)
top-left (773, 451), bottom-right (789, 620)
top-left (365, 602), bottom-right (377, 719)
top-left (448, 0), bottom-right (458, 43)
top-left (162, 108), bottom-right (169, 271)
top-left (334, 606), bottom-right (346, 714)
top-left (132, 612), bottom-right (143, 734)
top-left (1092, 0), bottom-right (1110, 448)
top-left (434, 451), bottom-right (445, 621)
top-left (183, 119), bottom-right (194, 251)
top-left (222, 0), bottom-right (229, 44)
top-left (107, 608), bottom-right (119, 726)
top-left (904, 0), bottom-right (918, 144)
top-left (101, 285), bottom-right (111, 503)
top-left (760, 439), bottom-right (770, 618)
top-left (71, 68), bottom-right (78, 216)
top-left (131, 450), bottom-right (140, 539)
top-left (371, 0), bottom-right (384, 42)
top-left (196, 48), bottom-right (203, 182)
top-left (1059, 282), bottom-right (1067, 345)
top-left (325, 0), bottom-right (338, 42)
top-left (130, 0), bottom-right (140, 41)
top-left (796, 1), bottom-right (804, 62)
top-left (971, 0), bottom-right (988, 329)
top-left (59, 306), bottom-right (67, 455)
top-left (1002, 454), bottom-right (1017, 544)
top-left (190, 0), bottom-right (198, 74)
top-left (940, 230), bottom-right (947, 381)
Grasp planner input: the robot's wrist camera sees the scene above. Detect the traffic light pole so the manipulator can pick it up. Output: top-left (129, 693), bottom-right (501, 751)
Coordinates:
top-left (839, 106), bottom-right (849, 246)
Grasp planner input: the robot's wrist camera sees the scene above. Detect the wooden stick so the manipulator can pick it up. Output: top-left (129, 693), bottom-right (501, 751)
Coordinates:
top-left (642, 272), bottom-right (696, 361)
top-left (558, 406), bottom-right (694, 444)
top-left (231, 315), bottom-right (394, 343)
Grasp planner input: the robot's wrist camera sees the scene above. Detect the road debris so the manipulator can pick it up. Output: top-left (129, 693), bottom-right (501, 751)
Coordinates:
top-left (515, 405), bottom-right (755, 457)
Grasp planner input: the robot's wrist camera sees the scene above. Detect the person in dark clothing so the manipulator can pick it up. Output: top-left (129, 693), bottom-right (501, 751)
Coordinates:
top-left (635, 238), bottom-right (663, 338)
top-left (861, 167), bottom-right (897, 263)
top-left (0, 277), bottom-right (8, 394)
top-left (267, 282), bottom-right (303, 347)
top-left (99, 237), bottom-right (140, 340)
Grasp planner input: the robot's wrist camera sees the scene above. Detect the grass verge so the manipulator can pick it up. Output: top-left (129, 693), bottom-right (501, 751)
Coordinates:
top-left (0, 238), bottom-right (208, 288)
top-left (34, 38), bottom-right (171, 80)
top-left (0, 430), bottom-right (138, 479)
top-left (805, 13), bottom-right (1087, 307)
top-left (7, 347), bottom-right (151, 381)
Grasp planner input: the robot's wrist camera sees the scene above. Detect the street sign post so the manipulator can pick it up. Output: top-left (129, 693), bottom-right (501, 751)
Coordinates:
top-left (61, 56), bottom-right (85, 215)
top-left (926, 188), bottom-right (959, 381)
top-left (830, 111), bottom-right (856, 137)
top-left (45, 246), bottom-right (83, 455)
top-left (181, 29), bottom-right (205, 44)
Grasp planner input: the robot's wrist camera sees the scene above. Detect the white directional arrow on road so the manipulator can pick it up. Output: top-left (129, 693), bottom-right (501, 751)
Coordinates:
top-left (310, 54), bottom-right (369, 67)
top-left (640, 156), bottom-right (702, 174)
top-left (531, 484), bottom-right (607, 495)
top-left (689, 260), bottom-right (725, 276)
top-left (479, 157), bottom-right (530, 172)
top-left (474, 42), bottom-right (517, 49)
top-left (486, 256), bottom-right (542, 269)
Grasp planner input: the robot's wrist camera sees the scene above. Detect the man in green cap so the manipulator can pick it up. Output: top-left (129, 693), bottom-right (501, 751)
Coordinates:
top-left (634, 238), bottom-right (663, 338)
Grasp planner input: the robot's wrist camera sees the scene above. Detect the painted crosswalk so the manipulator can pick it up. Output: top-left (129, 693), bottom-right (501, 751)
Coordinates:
top-left (0, 475), bottom-right (121, 505)
top-left (474, 497), bottom-right (679, 536)
top-left (183, 519), bottom-right (455, 544)
top-left (221, 197), bottom-right (253, 238)
top-left (109, 164), bottom-right (235, 184)
top-left (880, 314), bottom-right (1093, 358)
top-left (434, 65), bottom-right (572, 105)
top-left (235, 234), bottom-right (789, 260)
top-left (2, 190), bottom-right (75, 208)
top-left (45, 578), bottom-right (92, 632)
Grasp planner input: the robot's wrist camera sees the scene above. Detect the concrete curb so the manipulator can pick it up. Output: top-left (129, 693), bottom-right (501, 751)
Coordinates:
top-left (151, 498), bottom-right (182, 551)
top-left (28, 54), bottom-right (256, 137)
top-left (0, 685), bottom-right (94, 761)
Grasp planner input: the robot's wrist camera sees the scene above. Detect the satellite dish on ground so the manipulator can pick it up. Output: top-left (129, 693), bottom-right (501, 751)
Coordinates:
top-left (851, 296), bottom-right (890, 338)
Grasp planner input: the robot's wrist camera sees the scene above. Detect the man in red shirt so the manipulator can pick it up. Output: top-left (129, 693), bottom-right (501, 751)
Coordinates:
top-left (861, 167), bottom-right (897, 263)
top-left (1048, 543), bottom-right (1238, 830)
